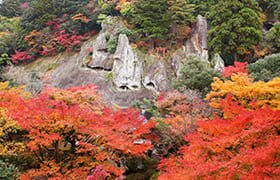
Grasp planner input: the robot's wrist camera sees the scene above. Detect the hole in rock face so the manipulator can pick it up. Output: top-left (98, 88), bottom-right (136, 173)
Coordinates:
top-left (91, 67), bottom-right (103, 70)
top-left (131, 85), bottom-right (139, 89)
top-left (97, 48), bottom-right (108, 52)
top-left (114, 57), bottom-right (121, 61)
top-left (119, 85), bottom-right (129, 90)
top-left (146, 82), bottom-right (155, 88)
top-left (90, 66), bottom-right (112, 71)
top-left (263, 22), bottom-right (274, 31)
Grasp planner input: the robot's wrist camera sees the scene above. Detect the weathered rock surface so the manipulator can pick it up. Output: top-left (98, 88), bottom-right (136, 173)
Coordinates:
top-left (113, 34), bottom-right (142, 91)
top-left (100, 16), bottom-right (124, 34)
top-left (143, 60), bottom-right (170, 92)
top-left (186, 15), bottom-right (209, 63)
top-left (169, 47), bottom-right (186, 76)
top-left (169, 15), bottom-right (225, 75)
top-left (213, 53), bottom-right (225, 72)
top-left (49, 39), bottom-right (155, 108)
top-left (87, 16), bottom-right (125, 70)
top-left (15, 15), bottom-right (221, 108)
top-left (48, 17), bottom-right (170, 107)
top-left (87, 33), bottom-right (113, 71)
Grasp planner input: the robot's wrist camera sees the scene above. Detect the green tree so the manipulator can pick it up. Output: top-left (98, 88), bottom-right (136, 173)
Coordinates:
top-left (0, 32), bottom-right (17, 55)
top-left (257, 0), bottom-right (280, 21)
top-left (0, 0), bottom-right (21, 18)
top-left (20, 0), bottom-right (57, 32)
top-left (30, 0), bottom-right (57, 27)
top-left (0, 15), bottom-right (16, 32)
top-left (133, 0), bottom-right (171, 49)
top-left (188, 0), bottom-right (218, 17)
top-left (248, 53), bottom-right (280, 82)
top-left (168, 0), bottom-right (195, 49)
top-left (264, 22), bottom-right (280, 51)
top-left (21, 0), bottom-right (95, 33)
top-left (208, 0), bottom-right (262, 62)
top-left (172, 55), bottom-right (222, 94)
top-left (55, 0), bottom-right (91, 17)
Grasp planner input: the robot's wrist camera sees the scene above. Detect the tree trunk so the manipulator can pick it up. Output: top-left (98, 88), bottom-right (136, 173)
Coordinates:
top-left (232, 50), bottom-right (238, 62)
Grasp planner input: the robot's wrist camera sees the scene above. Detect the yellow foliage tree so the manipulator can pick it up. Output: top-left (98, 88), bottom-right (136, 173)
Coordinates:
top-left (71, 13), bottom-right (89, 23)
top-left (0, 82), bottom-right (25, 156)
top-left (205, 73), bottom-right (280, 110)
top-left (0, 108), bottom-right (25, 156)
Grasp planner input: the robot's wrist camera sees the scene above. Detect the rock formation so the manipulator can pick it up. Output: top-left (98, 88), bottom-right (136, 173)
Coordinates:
top-left (169, 15), bottom-right (225, 75)
top-left (113, 34), bottom-right (142, 91)
top-left (186, 15), bottom-right (209, 63)
top-left (17, 15), bottom-right (222, 108)
top-left (87, 33), bottom-right (113, 71)
top-left (213, 53), bottom-right (225, 72)
top-left (48, 17), bottom-right (170, 107)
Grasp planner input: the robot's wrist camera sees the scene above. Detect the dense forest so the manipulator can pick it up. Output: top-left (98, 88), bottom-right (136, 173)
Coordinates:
top-left (0, 0), bottom-right (280, 179)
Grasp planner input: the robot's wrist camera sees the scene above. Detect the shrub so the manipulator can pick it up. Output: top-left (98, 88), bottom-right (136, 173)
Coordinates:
top-left (172, 54), bottom-right (222, 94)
top-left (107, 28), bottom-right (137, 54)
top-left (248, 53), bottom-right (280, 81)
top-left (107, 36), bottom-right (119, 54)
top-left (150, 91), bottom-right (213, 157)
top-left (0, 53), bottom-right (10, 74)
top-left (0, 160), bottom-right (20, 180)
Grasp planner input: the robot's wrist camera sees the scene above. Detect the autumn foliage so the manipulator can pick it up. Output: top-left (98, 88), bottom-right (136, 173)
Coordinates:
top-left (158, 96), bottom-right (280, 179)
top-left (24, 17), bottom-right (86, 57)
top-left (0, 82), bottom-right (26, 157)
top-left (1, 62), bottom-right (280, 179)
top-left (155, 63), bottom-right (280, 180)
top-left (10, 51), bottom-right (33, 64)
top-left (0, 83), bottom-right (155, 179)
top-left (157, 63), bottom-right (280, 179)
top-left (155, 91), bottom-right (212, 136)
top-left (11, 13), bottom-right (92, 64)
top-left (206, 72), bottom-right (280, 110)
top-left (221, 61), bottom-right (249, 79)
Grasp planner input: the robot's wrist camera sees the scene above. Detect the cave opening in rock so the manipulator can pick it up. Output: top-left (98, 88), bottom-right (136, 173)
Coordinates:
top-left (119, 85), bottom-right (130, 90)
top-left (90, 66), bottom-right (112, 71)
top-left (146, 82), bottom-right (155, 88)
top-left (131, 85), bottom-right (139, 89)
top-left (97, 48), bottom-right (108, 53)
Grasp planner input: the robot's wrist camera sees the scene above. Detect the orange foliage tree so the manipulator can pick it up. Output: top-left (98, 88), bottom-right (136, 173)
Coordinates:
top-left (157, 66), bottom-right (280, 179)
top-left (152, 91), bottom-right (213, 156)
top-left (155, 91), bottom-right (212, 136)
top-left (0, 84), bottom-right (155, 179)
top-left (0, 82), bottom-right (26, 157)
top-left (158, 96), bottom-right (280, 179)
top-left (221, 61), bottom-right (249, 79)
top-left (206, 73), bottom-right (280, 110)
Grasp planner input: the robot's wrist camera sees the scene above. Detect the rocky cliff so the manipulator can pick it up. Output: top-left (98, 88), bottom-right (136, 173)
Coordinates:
top-left (4, 16), bottom-right (224, 108)
top-left (49, 17), bottom-right (170, 108)
top-left (169, 15), bottom-right (225, 75)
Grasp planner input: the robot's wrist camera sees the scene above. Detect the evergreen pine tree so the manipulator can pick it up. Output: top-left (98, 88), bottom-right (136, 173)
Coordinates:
top-left (133, 0), bottom-right (171, 49)
top-left (188, 0), bottom-right (218, 17)
top-left (207, 0), bottom-right (262, 62)
top-left (0, 0), bottom-right (21, 18)
top-left (168, 0), bottom-right (195, 49)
